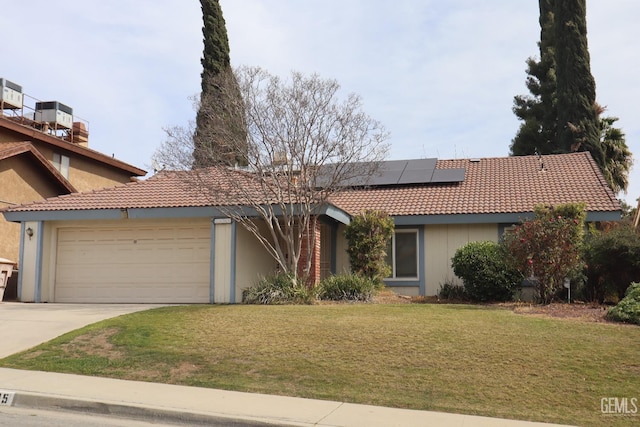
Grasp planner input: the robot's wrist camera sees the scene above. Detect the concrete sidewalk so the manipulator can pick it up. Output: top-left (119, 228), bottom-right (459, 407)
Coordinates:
top-left (0, 368), bottom-right (575, 427)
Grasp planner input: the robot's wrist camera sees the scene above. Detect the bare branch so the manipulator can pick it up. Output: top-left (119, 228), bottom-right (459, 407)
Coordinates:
top-left (155, 66), bottom-right (390, 285)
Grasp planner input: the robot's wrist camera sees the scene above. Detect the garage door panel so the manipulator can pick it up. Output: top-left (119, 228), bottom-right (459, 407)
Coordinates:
top-left (55, 224), bottom-right (211, 303)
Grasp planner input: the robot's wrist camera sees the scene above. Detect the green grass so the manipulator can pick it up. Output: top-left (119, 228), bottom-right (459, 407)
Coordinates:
top-left (1, 304), bottom-right (638, 426)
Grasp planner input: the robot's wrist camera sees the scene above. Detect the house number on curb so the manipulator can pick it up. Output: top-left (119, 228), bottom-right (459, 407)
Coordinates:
top-left (0, 391), bottom-right (15, 406)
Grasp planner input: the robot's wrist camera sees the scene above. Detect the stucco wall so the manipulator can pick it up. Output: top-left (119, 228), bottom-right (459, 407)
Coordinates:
top-left (32, 143), bottom-right (135, 190)
top-left (424, 223), bottom-right (498, 295)
top-left (0, 157), bottom-right (65, 262)
top-left (234, 220), bottom-right (279, 302)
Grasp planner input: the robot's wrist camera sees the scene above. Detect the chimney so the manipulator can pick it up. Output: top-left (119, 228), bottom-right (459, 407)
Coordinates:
top-left (71, 121), bottom-right (89, 147)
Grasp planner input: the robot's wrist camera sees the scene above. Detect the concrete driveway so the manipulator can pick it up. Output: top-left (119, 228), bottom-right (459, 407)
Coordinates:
top-left (0, 303), bottom-right (164, 358)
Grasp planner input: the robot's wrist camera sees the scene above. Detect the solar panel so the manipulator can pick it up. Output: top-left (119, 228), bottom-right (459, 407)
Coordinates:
top-left (316, 158), bottom-right (465, 188)
top-left (396, 159), bottom-right (437, 184)
top-left (431, 168), bottom-right (466, 183)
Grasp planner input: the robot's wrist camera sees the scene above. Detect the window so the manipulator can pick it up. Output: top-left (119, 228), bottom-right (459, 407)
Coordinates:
top-left (52, 153), bottom-right (70, 179)
top-left (386, 229), bottom-right (418, 279)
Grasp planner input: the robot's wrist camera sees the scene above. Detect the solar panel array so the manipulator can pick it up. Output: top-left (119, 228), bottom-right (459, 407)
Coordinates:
top-left (316, 158), bottom-right (465, 188)
top-left (369, 158), bottom-right (465, 186)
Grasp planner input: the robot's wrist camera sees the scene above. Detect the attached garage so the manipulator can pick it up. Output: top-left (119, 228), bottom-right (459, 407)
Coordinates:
top-left (53, 222), bottom-right (211, 303)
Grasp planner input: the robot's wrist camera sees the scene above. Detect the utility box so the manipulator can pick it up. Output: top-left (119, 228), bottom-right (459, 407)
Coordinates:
top-left (0, 78), bottom-right (23, 109)
top-left (0, 258), bottom-right (16, 302)
top-left (35, 101), bottom-right (73, 129)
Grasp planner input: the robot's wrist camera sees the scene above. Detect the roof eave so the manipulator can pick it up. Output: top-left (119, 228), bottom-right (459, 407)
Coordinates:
top-left (0, 116), bottom-right (146, 176)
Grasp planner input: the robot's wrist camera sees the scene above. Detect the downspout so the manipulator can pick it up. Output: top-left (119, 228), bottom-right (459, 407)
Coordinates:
top-left (230, 221), bottom-right (237, 303)
top-left (34, 221), bottom-right (44, 303)
top-left (209, 219), bottom-right (216, 304)
top-left (17, 222), bottom-right (26, 300)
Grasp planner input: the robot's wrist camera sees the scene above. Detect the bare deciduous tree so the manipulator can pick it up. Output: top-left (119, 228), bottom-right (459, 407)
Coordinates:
top-left (155, 66), bottom-right (389, 286)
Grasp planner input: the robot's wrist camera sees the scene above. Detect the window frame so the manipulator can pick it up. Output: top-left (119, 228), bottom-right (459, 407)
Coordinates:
top-left (386, 228), bottom-right (419, 280)
top-left (52, 153), bottom-right (70, 179)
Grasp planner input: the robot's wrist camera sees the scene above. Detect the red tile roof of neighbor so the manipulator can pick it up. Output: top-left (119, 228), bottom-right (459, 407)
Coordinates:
top-left (3, 152), bottom-right (620, 216)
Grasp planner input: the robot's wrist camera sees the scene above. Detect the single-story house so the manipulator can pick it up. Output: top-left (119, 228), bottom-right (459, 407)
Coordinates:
top-left (2, 152), bottom-right (621, 303)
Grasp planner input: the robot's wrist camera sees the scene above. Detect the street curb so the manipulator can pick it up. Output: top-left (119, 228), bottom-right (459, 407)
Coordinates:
top-left (12, 392), bottom-right (306, 427)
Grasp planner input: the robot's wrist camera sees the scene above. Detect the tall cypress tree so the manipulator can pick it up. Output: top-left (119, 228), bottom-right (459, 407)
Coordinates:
top-left (554, 0), bottom-right (601, 162)
top-left (511, 0), bottom-right (630, 193)
top-left (194, 0), bottom-right (247, 168)
top-left (511, 0), bottom-right (557, 155)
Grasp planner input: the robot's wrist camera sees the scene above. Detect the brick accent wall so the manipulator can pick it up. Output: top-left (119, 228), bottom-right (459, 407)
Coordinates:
top-left (298, 217), bottom-right (321, 287)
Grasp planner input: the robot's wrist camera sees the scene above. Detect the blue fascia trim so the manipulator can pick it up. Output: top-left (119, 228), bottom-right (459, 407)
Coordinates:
top-left (321, 204), bottom-right (351, 225)
top-left (34, 221), bottom-right (44, 303)
top-left (393, 210), bottom-right (621, 225)
top-left (4, 207), bottom-right (231, 222)
top-left (209, 219), bottom-right (216, 304)
top-left (127, 207), bottom-right (228, 219)
top-left (394, 213), bottom-right (535, 225)
top-left (4, 204), bottom-right (351, 223)
top-left (3, 210), bottom-right (125, 222)
top-left (17, 222), bottom-right (25, 300)
top-left (230, 221), bottom-right (237, 303)
top-left (586, 211), bottom-right (622, 222)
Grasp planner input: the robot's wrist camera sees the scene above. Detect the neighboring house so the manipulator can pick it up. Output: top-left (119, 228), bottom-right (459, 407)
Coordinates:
top-left (2, 152), bottom-right (620, 304)
top-left (0, 81), bottom-right (146, 264)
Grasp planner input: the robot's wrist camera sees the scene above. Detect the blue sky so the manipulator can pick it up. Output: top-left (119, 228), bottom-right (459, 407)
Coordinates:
top-left (2, 1), bottom-right (639, 204)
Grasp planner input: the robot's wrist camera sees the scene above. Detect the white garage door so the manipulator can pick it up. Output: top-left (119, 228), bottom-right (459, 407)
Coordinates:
top-left (55, 223), bottom-right (211, 303)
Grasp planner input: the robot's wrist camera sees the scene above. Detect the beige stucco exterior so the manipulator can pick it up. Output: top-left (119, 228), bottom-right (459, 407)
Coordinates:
top-left (234, 220), bottom-right (279, 302)
top-left (0, 156), bottom-right (67, 263)
top-left (32, 143), bottom-right (134, 190)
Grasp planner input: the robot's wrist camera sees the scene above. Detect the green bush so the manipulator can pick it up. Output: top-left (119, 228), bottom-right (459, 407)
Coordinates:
top-left (452, 241), bottom-right (521, 302)
top-left (317, 274), bottom-right (377, 302)
top-left (607, 282), bottom-right (640, 325)
top-left (344, 210), bottom-right (394, 285)
top-left (584, 223), bottom-right (640, 303)
top-left (243, 273), bottom-right (314, 305)
top-left (438, 281), bottom-right (468, 301)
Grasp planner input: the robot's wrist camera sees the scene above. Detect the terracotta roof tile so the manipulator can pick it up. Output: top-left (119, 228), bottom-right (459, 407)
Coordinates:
top-left (4, 152), bottom-right (620, 216)
top-left (4, 167), bottom-right (268, 212)
top-left (330, 152), bottom-right (620, 216)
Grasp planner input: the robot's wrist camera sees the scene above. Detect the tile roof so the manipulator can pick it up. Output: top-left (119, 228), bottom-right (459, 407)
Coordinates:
top-left (4, 167), bottom-right (269, 212)
top-left (330, 152), bottom-right (620, 216)
top-left (3, 152), bottom-right (620, 216)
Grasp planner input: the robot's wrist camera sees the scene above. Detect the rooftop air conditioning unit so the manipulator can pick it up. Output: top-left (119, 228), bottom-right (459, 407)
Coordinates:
top-left (0, 78), bottom-right (24, 109)
top-left (35, 101), bottom-right (73, 129)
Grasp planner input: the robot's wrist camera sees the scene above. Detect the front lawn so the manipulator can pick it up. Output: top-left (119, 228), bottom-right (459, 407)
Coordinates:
top-left (1, 304), bottom-right (638, 426)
